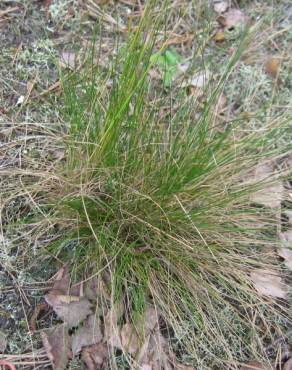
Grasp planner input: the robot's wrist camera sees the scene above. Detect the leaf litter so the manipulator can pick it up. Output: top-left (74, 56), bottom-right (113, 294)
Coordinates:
top-left (250, 268), bottom-right (288, 299)
top-left (42, 267), bottom-right (195, 369)
top-left (72, 314), bottom-right (103, 355)
top-left (41, 324), bottom-right (71, 370)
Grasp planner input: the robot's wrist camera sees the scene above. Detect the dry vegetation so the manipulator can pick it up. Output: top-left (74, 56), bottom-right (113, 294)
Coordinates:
top-left (0, 1), bottom-right (292, 370)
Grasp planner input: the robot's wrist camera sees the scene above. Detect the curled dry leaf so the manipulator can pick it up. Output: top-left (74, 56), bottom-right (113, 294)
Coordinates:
top-left (41, 324), bottom-right (70, 370)
top-left (72, 314), bottom-right (103, 356)
top-left (279, 232), bottom-right (292, 270)
top-left (82, 343), bottom-right (108, 370)
top-left (45, 293), bottom-right (92, 328)
top-left (213, 1), bottom-right (229, 14)
top-left (250, 269), bottom-right (288, 299)
top-left (217, 8), bottom-right (250, 30)
top-left (241, 361), bottom-right (266, 370)
top-left (249, 161), bottom-right (283, 209)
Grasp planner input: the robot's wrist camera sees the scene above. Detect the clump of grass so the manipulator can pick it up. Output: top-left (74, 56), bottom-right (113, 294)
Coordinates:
top-left (2, 3), bottom-right (291, 369)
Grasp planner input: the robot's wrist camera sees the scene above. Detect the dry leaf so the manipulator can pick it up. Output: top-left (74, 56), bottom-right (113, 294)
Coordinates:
top-left (279, 232), bottom-right (292, 270)
top-left (139, 329), bottom-right (171, 369)
top-left (249, 162), bottom-right (283, 209)
top-left (82, 343), bottom-right (108, 370)
top-left (143, 306), bottom-right (159, 335)
top-left (104, 305), bottom-right (123, 348)
top-left (120, 323), bottom-right (140, 354)
top-left (241, 361), bottom-right (266, 370)
top-left (41, 324), bottom-right (70, 370)
top-left (45, 293), bottom-right (92, 328)
top-left (0, 331), bottom-right (7, 353)
top-left (59, 52), bottom-right (77, 69)
top-left (72, 314), bottom-right (103, 356)
top-left (213, 30), bottom-right (225, 42)
top-left (51, 265), bottom-right (70, 294)
top-left (217, 8), bottom-right (250, 30)
top-left (213, 1), bottom-right (229, 14)
top-left (250, 269), bottom-right (288, 299)
top-left (265, 57), bottom-right (280, 78)
top-left (84, 277), bottom-right (99, 301)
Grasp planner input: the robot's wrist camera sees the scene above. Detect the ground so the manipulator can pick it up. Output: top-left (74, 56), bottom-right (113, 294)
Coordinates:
top-left (0, 0), bottom-right (291, 369)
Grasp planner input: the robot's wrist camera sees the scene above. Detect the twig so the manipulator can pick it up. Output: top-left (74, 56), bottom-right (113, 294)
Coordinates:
top-left (0, 7), bottom-right (19, 17)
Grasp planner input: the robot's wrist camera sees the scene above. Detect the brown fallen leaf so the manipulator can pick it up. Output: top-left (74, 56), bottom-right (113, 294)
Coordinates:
top-left (143, 306), bottom-right (159, 335)
top-left (120, 323), bottom-right (140, 354)
top-left (72, 314), bottom-right (102, 356)
top-left (279, 232), bottom-right (292, 270)
top-left (51, 265), bottom-right (70, 294)
top-left (250, 269), bottom-right (288, 299)
top-left (249, 161), bottom-right (283, 209)
top-left (213, 1), bottom-right (229, 14)
top-left (41, 324), bottom-right (70, 370)
top-left (241, 361), bottom-right (266, 370)
top-left (82, 343), bottom-right (108, 370)
top-left (84, 276), bottom-right (99, 301)
top-left (104, 304), bottom-right (124, 348)
top-left (265, 57), bottom-right (281, 78)
top-left (45, 293), bottom-right (92, 328)
top-left (217, 8), bottom-right (250, 30)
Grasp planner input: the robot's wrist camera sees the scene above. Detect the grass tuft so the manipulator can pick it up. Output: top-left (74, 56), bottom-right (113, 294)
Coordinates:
top-left (1, 2), bottom-right (291, 368)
